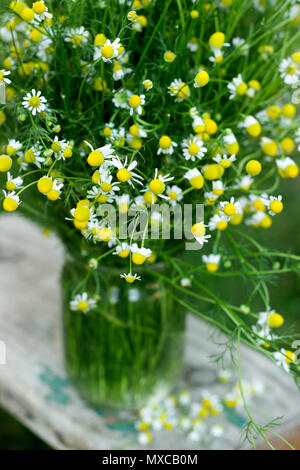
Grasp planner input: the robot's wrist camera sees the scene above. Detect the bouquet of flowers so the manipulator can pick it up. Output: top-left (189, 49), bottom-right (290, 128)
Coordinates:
top-left (0, 0), bottom-right (299, 444)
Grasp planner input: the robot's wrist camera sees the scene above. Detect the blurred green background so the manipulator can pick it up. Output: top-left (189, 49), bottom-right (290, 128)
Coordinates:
top-left (0, 178), bottom-right (299, 449)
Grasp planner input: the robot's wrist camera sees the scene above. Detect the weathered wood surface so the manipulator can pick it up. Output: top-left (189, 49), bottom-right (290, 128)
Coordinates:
top-left (0, 215), bottom-right (299, 450)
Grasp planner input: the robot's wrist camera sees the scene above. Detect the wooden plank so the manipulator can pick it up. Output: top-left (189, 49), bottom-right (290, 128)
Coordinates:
top-left (0, 215), bottom-right (299, 450)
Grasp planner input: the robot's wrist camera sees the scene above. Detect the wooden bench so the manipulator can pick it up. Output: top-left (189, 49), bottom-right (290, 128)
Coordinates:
top-left (0, 215), bottom-right (299, 450)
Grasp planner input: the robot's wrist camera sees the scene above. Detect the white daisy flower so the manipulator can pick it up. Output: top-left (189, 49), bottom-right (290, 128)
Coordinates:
top-left (113, 242), bottom-right (131, 258)
top-left (181, 135), bottom-right (207, 161)
top-left (227, 74), bottom-right (247, 99)
top-left (22, 89), bottom-right (47, 115)
top-left (95, 38), bottom-right (121, 62)
top-left (166, 185), bottom-right (183, 206)
top-left (128, 93), bottom-right (145, 115)
top-left (213, 152), bottom-right (236, 167)
top-left (120, 272), bottom-right (142, 283)
top-left (32, 0), bottom-right (52, 20)
top-left (168, 78), bottom-right (190, 102)
top-left (65, 27), bottom-right (89, 46)
top-left (234, 175), bottom-right (254, 190)
top-left (279, 57), bottom-right (300, 85)
top-left (273, 348), bottom-right (294, 373)
top-left (111, 155), bottom-right (144, 186)
top-left (208, 213), bottom-right (230, 231)
top-left (157, 135), bottom-right (178, 155)
top-left (70, 292), bottom-right (97, 313)
top-left (6, 172), bottom-right (23, 191)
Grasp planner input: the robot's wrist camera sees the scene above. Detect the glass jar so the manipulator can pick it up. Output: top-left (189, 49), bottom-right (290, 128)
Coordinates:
top-left (62, 258), bottom-right (186, 410)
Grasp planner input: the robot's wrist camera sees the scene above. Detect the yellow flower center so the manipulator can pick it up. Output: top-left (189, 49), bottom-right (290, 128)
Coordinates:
top-left (117, 168), bottom-right (131, 182)
top-left (268, 313), bottom-right (284, 328)
top-left (269, 200), bottom-right (283, 214)
top-left (129, 95), bottom-right (141, 108)
top-left (118, 250), bottom-right (130, 258)
top-left (0, 72), bottom-right (3, 81)
top-left (206, 263), bottom-right (218, 272)
top-left (188, 143), bottom-right (199, 156)
top-left (77, 301), bottom-right (89, 312)
top-left (159, 135), bottom-right (172, 149)
top-left (209, 32), bottom-right (225, 48)
top-left (217, 220), bottom-right (228, 231)
top-left (6, 181), bottom-right (16, 191)
top-left (246, 160), bottom-right (262, 176)
top-left (195, 71), bottom-right (209, 87)
top-left (190, 175), bottom-right (204, 189)
top-left (51, 141), bottom-right (61, 153)
top-left (37, 176), bottom-right (53, 194)
top-left (149, 178), bottom-right (165, 194)
top-left (191, 223), bottom-right (206, 237)
top-left (236, 82), bottom-right (248, 95)
top-left (47, 189), bottom-right (60, 201)
top-left (144, 191), bottom-right (157, 204)
top-left (132, 253), bottom-right (146, 265)
top-left (223, 203), bottom-right (236, 216)
top-left (168, 191), bottom-right (177, 200)
top-left (100, 182), bottom-right (112, 192)
top-left (87, 150), bottom-right (104, 166)
top-left (71, 34), bottom-right (84, 46)
top-left (33, 1), bottom-right (46, 14)
top-left (24, 149), bottom-right (35, 163)
top-left (253, 200), bottom-right (266, 212)
top-left (74, 205), bottom-right (90, 222)
top-left (3, 197), bottom-right (18, 212)
top-left (29, 96), bottom-right (41, 108)
top-left (97, 227), bottom-right (112, 242)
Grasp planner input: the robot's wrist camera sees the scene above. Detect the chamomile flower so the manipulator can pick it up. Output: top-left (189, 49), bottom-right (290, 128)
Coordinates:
top-left (166, 185), bottom-right (183, 206)
top-left (208, 213), bottom-right (230, 231)
top-left (202, 254), bottom-right (221, 272)
top-left (112, 89), bottom-right (131, 109)
top-left (46, 180), bottom-right (64, 201)
top-left (168, 78), bottom-right (190, 102)
top-left (191, 222), bottom-right (211, 245)
top-left (143, 79), bottom-right (153, 90)
top-left (112, 62), bottom-right (132, 81)
top-left (6, 139), bottom-right (22, 155)
top-left (70, 292), bottom-right (97, 313)
top-left (22, 89), bottom-right (47, 115)
top-left (113, 242), bottom-right (131, 258)
top-left (222, 131), bottom-right (239, 155)
top-left (115, 193), bottom-right (131, 213)
top-left (238, 116), bottom-right (261, 137)
top-left (65, 27), bottom-right (89, 46)
top-left (84, 141), bottom-right (116, 167)
top-left (128, 93), bottom-right (145, 115)
top-left (235, 175), bottom-right (254, 190)
top-left (146, 168), bottom-right (174, 202)
top-left (120, 272), bottom-right (142, 283)
top-left (209, 48), bottom-right (224, 64)
top-left (213, 152), bottom-right (236, 168)
top-left (227, 74), bottom-right (248, 99)
top-left (32, 1), bottom-right (52, 20)
top-left (0, 69), bottom-right (11, 84)
top-left (220, 197), bottom-right (240, 217)
top-left (276, 157), bottom-right (299, 178)
top-left (6, 172), bottom-right (23, 191)
top-left (273, 348), bottom-right (295, 373)
top-left (212, 180), bottom-right (225, 196)
top-left (184, 168), bottom-right (204, 189)
top-left (2, 190), bottom-right (21, 212)
top-left (157, 135), bottom-right (177, 155)
top-left (257, 307), bottom-right (284, 329)
top-left (279, 57), bottom-right (300, 84)
top-left (181, 135), bottom-right (207, 161)
top-left (263, 195), bottom-right (284, 215)
top-left (187, 37), bottom-right (199, 52)
top-left (112, 156), bottom-right (144, 186)
top-left (131, 243), bottom-right (152, 265)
